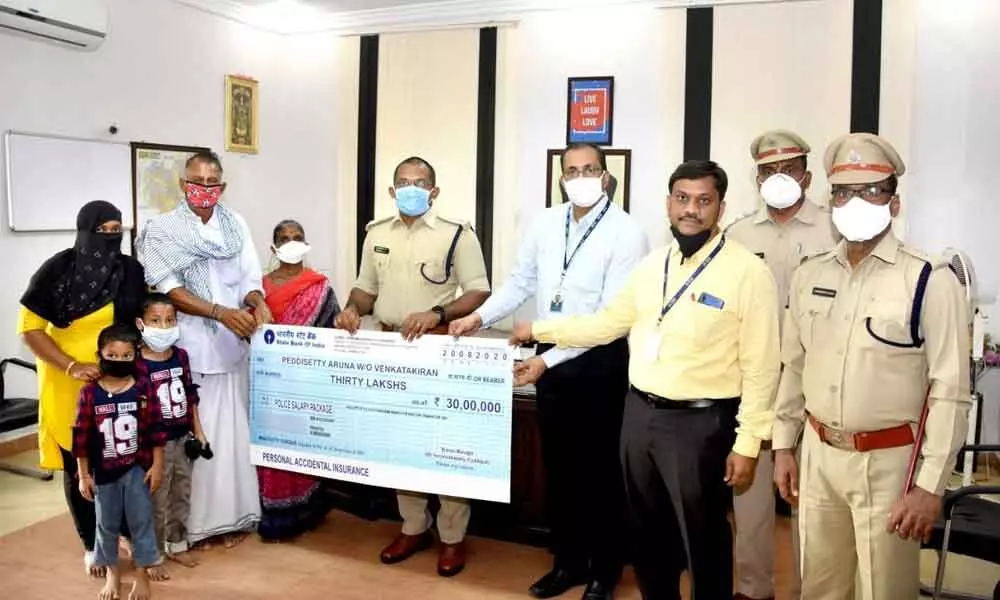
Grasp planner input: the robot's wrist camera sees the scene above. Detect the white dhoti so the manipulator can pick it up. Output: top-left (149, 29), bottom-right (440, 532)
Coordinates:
top-left (187, 367), bottom-right (261, 542)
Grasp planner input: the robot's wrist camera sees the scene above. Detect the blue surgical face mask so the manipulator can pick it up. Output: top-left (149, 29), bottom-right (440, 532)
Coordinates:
top-left (394, 186), bottom-right (431, 217)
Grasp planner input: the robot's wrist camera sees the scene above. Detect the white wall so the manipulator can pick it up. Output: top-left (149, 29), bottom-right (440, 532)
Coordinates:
top-left (493, 6), bottom-right (686, 326)
top-left (0, 0), bottom-right (349, 396)
top-left (905, 0), bottom-right (1000, 444)
top-left (711, 0), bottom-right (852, 223)
top-left (374, 29), bottom-right (480, 223)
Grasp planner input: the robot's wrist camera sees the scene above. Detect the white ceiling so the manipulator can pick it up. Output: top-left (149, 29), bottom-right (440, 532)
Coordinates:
top-left (171, 0), bottom-right (809, 35)
top-left (230, 0), bottom-right (431, 10)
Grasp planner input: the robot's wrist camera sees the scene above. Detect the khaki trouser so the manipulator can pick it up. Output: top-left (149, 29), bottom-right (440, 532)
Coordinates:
top-left (154, 438), bottom-right (193, 555)
top-left (799, 424), bottom-right (919, 600)
top-left (734, 450), bottom-right (803, 599)
top-left (396, 491), bottom-right (470, 545)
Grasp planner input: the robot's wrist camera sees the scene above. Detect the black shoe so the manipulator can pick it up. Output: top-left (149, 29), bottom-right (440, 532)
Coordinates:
top-left (529, 568), bottom-right (588, 599)
top-left (581, 580), bottom-right (615, 600)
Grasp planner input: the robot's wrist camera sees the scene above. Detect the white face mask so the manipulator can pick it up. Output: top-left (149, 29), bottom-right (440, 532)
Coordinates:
top-left (831, 196), bottom-right (893, 242)
top-left (140, 324), bottom-right (179, 353)
top-left (273, 240), bottom-right (311, 264)
top-left (759, 173), bottom-right (804, 209)
top-left (563, 176), bottom-right (605, 208)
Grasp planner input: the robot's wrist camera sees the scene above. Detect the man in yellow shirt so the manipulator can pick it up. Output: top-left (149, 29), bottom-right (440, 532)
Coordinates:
top-left (511, 160), bottom-right (781, 599)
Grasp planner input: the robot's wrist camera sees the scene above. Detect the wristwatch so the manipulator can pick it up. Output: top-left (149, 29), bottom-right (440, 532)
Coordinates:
top-left (431, 305), bottom-right (447, 326)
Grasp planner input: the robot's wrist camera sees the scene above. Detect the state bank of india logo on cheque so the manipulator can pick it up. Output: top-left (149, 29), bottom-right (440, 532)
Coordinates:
top-left (264, 329), bottom-right (276, 345)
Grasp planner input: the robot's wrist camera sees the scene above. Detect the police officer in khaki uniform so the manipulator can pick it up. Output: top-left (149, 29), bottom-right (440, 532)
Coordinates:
top-left (726, 130), bottom-right (839, 600)
top-left (772, 134), bottom-right (971, 600)
top-left (335, 156), bottom-right (491, 577)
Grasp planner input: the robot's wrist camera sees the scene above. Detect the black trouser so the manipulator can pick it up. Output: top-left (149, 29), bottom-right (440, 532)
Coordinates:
top-left (620, 389), bottom-right (738, 600)
top-left (60, 446), bottom-right (130, 553)
top-left (60, 446), bottom-right (97, 551)
top-left (534, 338), bottom-right (629, 584)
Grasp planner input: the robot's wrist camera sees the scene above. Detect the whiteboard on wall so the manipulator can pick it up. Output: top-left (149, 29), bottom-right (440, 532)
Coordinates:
top-left (3, 131), bottom-right (133, 232)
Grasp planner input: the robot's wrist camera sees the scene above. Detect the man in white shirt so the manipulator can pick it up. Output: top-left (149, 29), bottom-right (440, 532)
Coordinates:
top-left (137, 151), bottom-right (269, 547)
top-left (450, 143), bottom-right (648, 600)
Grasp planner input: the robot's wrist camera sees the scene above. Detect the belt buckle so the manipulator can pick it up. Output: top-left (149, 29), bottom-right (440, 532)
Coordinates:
top-left (823, 427), bottom-right (855, 451)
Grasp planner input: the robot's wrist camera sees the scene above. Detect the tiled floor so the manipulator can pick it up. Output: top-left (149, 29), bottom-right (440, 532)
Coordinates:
top-left (0, 450), bottom-right (64, 537)
top-left (0, 447), bottom-right (997, 599)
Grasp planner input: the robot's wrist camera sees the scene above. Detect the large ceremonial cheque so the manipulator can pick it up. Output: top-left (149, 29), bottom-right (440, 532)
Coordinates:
top-left (249, 326), bottom-right (515, 502)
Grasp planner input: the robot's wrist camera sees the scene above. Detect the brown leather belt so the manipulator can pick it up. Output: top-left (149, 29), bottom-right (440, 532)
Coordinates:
top-left (379, 322), bottom-right (450, 335)
top-left (807, 413), bottom-right (914, 452)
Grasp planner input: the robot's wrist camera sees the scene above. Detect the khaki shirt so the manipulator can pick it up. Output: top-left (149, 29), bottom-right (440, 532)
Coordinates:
top-left (354, 208), bottom-right (490, 327)
top-left (773, 233), bottom-right (971, 494)
top-left (533, 233), bottom-right (780, 458)
top-left (725, 198), bottom-right (840, 311)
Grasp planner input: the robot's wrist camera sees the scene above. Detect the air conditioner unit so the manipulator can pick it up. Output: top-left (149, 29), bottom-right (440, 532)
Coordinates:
top-left (0, 0), bottom-right (108, 50)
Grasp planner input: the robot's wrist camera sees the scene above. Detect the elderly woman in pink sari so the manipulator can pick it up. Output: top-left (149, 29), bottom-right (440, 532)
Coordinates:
top-left (258, 220), bottom-right (340, 541)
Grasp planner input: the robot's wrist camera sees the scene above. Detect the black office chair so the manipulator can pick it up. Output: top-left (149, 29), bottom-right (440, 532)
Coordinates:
top-left (921, 443), bottom-right (1000, 600)
top-left (0, 357), bottom-right (53, 480)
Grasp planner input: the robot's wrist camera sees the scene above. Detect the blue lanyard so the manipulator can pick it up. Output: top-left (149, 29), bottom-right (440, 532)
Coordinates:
top-left (563, 199), bottom-right (611, 274)
top-left (658, 235), bottom-right (726, 324)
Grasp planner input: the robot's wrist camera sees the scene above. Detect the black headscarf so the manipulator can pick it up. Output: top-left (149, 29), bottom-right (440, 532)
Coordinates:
top-left (20, 201), bottom-right (146, 328)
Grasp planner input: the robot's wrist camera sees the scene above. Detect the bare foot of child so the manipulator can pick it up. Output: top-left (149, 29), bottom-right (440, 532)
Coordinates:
top-left (119, 539), bottom-right (133, 559)
top-left (129, 567), bottom-right (152, 600)
top-left (85, 551), bottom-right (107, 578)
top-left (98, 566), bottom-right (121, 600)
top-left (166, 552), bottom-right (199, 568)
top-left (145, 563), bottom-right (170, 581)
top-left (223, 532), bottom-right (247, 548)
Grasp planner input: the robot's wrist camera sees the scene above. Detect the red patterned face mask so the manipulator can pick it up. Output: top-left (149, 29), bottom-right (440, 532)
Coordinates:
top-left (183, 182), bottom-right (223, 209)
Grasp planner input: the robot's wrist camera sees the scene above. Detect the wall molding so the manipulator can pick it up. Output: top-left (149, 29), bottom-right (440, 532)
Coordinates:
top-left (171, 0), bottom-right (811, 35)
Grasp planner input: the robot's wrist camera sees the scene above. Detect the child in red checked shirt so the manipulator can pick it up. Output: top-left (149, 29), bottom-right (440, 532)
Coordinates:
top-left (135, 293), bottom-right (206, 571)
top-left (74, 323), bottom-right (165, 600)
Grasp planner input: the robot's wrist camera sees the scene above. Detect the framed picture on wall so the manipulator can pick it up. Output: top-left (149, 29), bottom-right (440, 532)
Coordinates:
top-left (546, 148), bottom-right (631, 212)
top-left (130, 141), bottom-right (210, 250)
top-left (566, 76), bottom-right (614, 146)
top-left (225, 74), bottom-right (259, 154)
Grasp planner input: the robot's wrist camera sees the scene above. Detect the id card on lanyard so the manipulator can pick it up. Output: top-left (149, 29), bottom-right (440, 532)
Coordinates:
top-left (551, 200), bottom-right (611, 312)
top-left (644, 236), bottom-right (726, 361)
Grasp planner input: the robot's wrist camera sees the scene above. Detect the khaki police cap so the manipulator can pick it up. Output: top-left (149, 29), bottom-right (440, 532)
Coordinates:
top-left (824, 133), bottom-right (906, 185)
top-left (750, 130), bottom-right (810, 165)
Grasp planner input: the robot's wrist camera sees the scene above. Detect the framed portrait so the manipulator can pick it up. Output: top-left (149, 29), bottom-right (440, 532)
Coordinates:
top-left (546, 148), bottom-right (631, 212)
top-left (130, 141), bottom-right (210, 249)
top-left (566, 76), bottom-right (614, 146)
top-left (225, 74), bottom-right (259, 154)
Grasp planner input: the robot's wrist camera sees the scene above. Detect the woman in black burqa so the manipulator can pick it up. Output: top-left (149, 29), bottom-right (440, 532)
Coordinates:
top-left (18, 200), bottom-right (147, 577)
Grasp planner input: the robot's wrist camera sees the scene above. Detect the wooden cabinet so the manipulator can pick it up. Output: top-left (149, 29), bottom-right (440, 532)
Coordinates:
top-left (467, 389), bottom-right (548, 546)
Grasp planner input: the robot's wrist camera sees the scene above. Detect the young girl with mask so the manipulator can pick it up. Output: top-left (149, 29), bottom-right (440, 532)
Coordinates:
top-left (73, 324), bottom-right (165, 600)
top-left (256, 219), bottom-right (340, 541)
top-left (134, 293), bottom-right (206, 571)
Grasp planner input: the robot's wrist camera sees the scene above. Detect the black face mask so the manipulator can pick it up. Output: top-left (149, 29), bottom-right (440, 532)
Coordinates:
top-left (100, 358), bottom-right (136, 379)
top-left (79, 231), bottom-right (124, 255)
top-left (670, 225), bottom-right (713, 258)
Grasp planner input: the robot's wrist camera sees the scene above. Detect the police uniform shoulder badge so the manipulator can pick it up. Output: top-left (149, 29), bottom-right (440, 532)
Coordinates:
top-left (437, 215), bottom-right (474, 231)
top-left (800, 247), bottom-right (835, 265)
top-left (723, 211), bottom-right (755, 233)
top-left (364, 216), bottom-right (394, 232)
